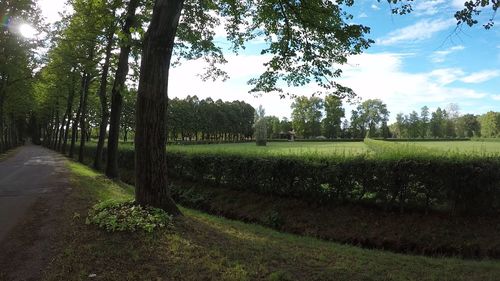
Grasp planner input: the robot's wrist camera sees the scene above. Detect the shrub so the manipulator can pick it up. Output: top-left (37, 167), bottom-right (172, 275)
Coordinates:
top-left (86, 200), bottom-right (173, 232)
top-left (68, 142), bottom-right (500, 215)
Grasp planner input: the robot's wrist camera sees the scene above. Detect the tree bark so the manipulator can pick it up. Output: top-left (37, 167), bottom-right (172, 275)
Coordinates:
top-left (56, 111), bottom-right (67, 151)
top-left (134, 0), bottom-right (184, 215)
top-left (62, 76), bottom-right (76, 154)
top-left (0, 86), bottom-right (4, 152)
top-left (52, 106), bottom-right (60, 149)
top-left (78, 71), bottom-right (92, 163)
top-left (69, 75), bottom-right (85, 159)
top-left (106, 0), bottom-right (140, 178)
top-left (94, 19), bottom-right (116, 170)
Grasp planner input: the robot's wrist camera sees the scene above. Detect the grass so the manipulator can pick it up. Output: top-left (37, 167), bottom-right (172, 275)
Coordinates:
top-left (406, 141), bottom-right (500, 155)
top-left (0, 147), bottom-right (20, 162)
top-left (93, 139), bottom-right (500, 159)
top-left (166, 141), bottom-right (371, 157)
top-left (43, 160), bottom-right (500, 281)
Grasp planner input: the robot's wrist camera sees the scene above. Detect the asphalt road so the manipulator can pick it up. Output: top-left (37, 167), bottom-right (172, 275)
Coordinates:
top-left (0, 145), bottom-right (69, 243)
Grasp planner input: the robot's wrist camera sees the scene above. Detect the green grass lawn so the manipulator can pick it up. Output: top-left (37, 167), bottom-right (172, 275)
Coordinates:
top-left (44, 160), bottom-right (500, 281)
top-left (166, 141), bottom-right (370, 157)
top-left (106, 139), bottom-right (500, 158)
top-left (406, 141), bottom-right (500, 155)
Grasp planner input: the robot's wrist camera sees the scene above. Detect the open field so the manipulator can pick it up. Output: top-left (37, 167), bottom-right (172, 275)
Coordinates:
top-left (405, 141), bottom-right (500, 155)
top-left (166, 141), bottom-right (371, 157)
top-left (164, 140), bottom-right (500, 158)
top-left (105, 139), bottom-right (500, 158)
top-left (41, 161), bottom-right (500, 281)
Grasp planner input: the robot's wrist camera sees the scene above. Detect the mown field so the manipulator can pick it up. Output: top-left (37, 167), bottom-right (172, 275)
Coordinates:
top-left (111, 139), bottom-right (500, 157)
top-left (404, 141), bottom-right (500, 154)
top-left (163, 140), bottom-right (500, 158)
top-left (167, 141), bottom-right (371, 157)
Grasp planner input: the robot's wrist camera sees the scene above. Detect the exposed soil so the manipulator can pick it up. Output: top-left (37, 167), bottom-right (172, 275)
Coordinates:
top-left (170, 179), bottom-right (500, 259)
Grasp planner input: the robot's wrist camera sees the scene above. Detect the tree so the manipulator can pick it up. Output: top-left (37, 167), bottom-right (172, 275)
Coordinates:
top-left (430, 108), bottom-right (445, 138)
top-left (133, 0), bottom-right (375, 213)
top-left (321, 95), bottom-right (344, 139)
top-left (351, 99), bottom-right (389, 138)
top-left (254, 105), bottom-right (267, 146)
top-left (265, 116), bottom-right (281, 139)
top-left (478, 111), bottom-right (500, 137)
top-left (106, 0), bottom-right (141, 179)
top-left (121, 88), bottom-right (136, 142)
top-left (94, 0), bottom-right (120, 170)
top-left (407, 111), bottom-right (420, 138)
top-left (0, 0), bottom-right (43, 151)
top-left (456, 114), bottom-right (480, 138)
top-left (380, 0), bottom-right (499, 29)
top-left (393, 113), bottom-right (407, 138)
top-left (291, 96), bottom-right (323, 138)
top-left (420, 106), bottom-right (430, 138)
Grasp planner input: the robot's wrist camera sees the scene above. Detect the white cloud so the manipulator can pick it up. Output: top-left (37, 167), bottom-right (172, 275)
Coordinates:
top-left (167, 52), bottom-right (494, 122)
top-left (428, 68), bottom-right (465, 85)
top-left (460, 70), bottom-right (500, 83)
top-left (430, 45), bottom-right (465, 63)
top-left (358, 12), bottom-right (368, 18)
top-left (337, 53), bottom-right (488, 114)
top-left (371, 4), bottom-right (380, 10)
top-left (414, 0), bottom-right (446, 16)
top-left (451, 0), bottom-right (467, 9)
top-left (377, 18), bottom-right (455, 46)
top-left (492, 95), bottom-right (500, 101)
top-left (168, 54), bottom-right (297, 119)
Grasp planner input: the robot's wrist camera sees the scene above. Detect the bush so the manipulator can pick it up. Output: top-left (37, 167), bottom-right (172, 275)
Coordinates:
top-left (68, 142), bottom-right (500, 215)
top-left (86, 200), bottom-right (173, 232)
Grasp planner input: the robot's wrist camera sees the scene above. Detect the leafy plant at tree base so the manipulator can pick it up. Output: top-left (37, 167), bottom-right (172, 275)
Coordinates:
top-left (86, 200), bottom-right (173, 232)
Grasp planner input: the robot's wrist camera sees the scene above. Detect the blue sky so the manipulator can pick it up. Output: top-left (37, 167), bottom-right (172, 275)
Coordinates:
top-left (39, 0), bottom-right (500, 122)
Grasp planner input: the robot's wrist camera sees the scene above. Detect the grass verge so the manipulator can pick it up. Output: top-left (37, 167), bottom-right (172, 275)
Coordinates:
top-left (43, 161), bottom-right (500, 281)
top-left (0, 147), bottom-right (20, 162)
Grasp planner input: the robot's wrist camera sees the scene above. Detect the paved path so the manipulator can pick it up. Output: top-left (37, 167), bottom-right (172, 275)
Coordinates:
top-left (0, 145), bottom-right (71, 281)
top-left (0, 145), bottom-right (69, 242)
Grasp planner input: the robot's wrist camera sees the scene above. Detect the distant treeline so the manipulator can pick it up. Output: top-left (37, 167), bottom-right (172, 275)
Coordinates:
top-left (167, 96), bottom-right (255, 141)
top-left (263, 97), bottom-right (500, 140)
top-left (391, 107), bottom-right (499, 139)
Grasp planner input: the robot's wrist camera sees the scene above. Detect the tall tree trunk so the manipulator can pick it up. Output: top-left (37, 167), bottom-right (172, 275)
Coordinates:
top-left (45, 109), bottom-right (55, 147)
top-left (135, 0), bottom-right (184, 215)
top-left (0, 76), bottom-right (6, 152)
top-left (62, 77), bottom-right (76, 154)
top-left (78, 71), bottom-right (92, 163)
top-left (0, 93), bottom-right (4, 152)
top-left (56, 111), bottom-right (67, 151)
top-left (70, 75), bottom-right (85, 158)
top-left (52, 106), bottom-right (60, 149)
top-left (94, 17), bottom-right (116, 170)
top-left (106, 0), bottom-right (140, 178)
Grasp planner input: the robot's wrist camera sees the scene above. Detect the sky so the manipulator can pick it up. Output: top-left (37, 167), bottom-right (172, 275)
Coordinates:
top-left (36, 0), bottom-right (500, 122)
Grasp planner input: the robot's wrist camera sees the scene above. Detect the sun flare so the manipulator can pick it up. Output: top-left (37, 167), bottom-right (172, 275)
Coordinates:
top-left (19, 23), bottom-right (37, 39)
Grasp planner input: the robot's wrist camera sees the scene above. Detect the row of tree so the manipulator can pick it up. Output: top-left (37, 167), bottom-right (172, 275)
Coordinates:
top-left (5, 0), bottom-right (494, 214)
top-left (167, 96), bottom-right (255, 141)
top-left (264, 97), bottom-right (499, 140)
top-left (0, 0), bottom-right (42, 153)
top-left (261, 96), bottom-right (389, 139)
top-left (392, 106), bottom-right (500, 138)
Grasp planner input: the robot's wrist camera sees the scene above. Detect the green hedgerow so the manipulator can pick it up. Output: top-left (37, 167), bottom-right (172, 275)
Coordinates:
top-left (86, 200), bottom-right (173, 233)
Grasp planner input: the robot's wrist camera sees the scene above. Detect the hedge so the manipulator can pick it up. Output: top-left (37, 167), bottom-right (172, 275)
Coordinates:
top-left (65, 143), bottom-right (500, 215)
